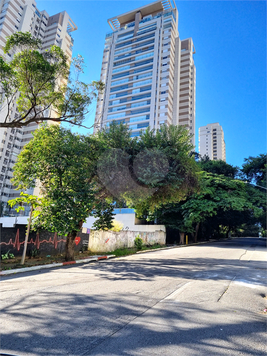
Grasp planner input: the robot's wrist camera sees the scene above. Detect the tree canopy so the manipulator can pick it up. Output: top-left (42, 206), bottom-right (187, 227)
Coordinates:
top-left (0, 32), bottom-right (104, 128)
top-left (12, 124), bottom-right (102, 260)
top-left (199, 157), bottom-right (239, 178)
top-left (12, 123), bottom-right (200, 259)
top-left (241, 154), bottom-right (266, 187)
top-left (96, 123), bottom-right (199, 215)
top-left (149, 156), bottom-right (266, 243)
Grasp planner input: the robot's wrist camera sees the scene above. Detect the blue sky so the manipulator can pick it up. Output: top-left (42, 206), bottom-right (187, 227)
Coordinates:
top-left (38, 0), bottom-right (266, 168)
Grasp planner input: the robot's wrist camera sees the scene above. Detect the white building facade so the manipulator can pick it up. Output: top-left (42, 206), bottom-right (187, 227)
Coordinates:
top-left (0, 0), bottom-right (77, 211)
top-left (94, 0), bottom-right (196, 142)
top-left (198, 122), bottom-right (226, 161)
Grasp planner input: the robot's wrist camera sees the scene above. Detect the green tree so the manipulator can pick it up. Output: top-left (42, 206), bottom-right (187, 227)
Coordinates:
top-left (12, 125), bottom-right (102, 261)
top-left (96, 124), bottom-right (199, 216)
top-left (199, 158), bottom-right (239, 178)
top-left (242, 154), bottom-right (266, 187)
top-left (8, 193), bottom-right (42, 264)
top-left (92, 200), bottom-right (115, 231)
top-left (12, 123), bottom-right (200, 259)
top-left (0, 32), bottom-right (104, 129)
top-left (153, 172), bottom-right (258, 243)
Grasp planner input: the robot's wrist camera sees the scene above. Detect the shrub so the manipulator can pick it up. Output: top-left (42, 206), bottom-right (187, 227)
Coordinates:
top-left (110, 220), bottom-right (124, 232)
top-left (1, 250), bottom-right (15, 260)
top-left (134, 235), bottom-right (143, 250)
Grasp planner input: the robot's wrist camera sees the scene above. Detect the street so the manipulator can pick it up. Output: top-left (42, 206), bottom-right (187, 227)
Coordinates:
top-left (0, 237), bottom-right (266, 356)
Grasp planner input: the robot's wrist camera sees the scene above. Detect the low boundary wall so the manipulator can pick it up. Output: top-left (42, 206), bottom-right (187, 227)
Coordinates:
top-left (89, 228), bottom-right (166, 253)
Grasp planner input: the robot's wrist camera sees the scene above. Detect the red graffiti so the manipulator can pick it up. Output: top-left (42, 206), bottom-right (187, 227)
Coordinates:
top-left (0, 230), bottom-right (66, 251)
top-left (74, 236), bottom-right (81, 246)
top-left (105, 238), bottom-right (110, 244)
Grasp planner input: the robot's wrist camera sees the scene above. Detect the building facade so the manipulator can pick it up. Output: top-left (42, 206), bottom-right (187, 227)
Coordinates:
top-left (198, 122), bottom-right (226, 161)
top-left (0, 0), bottom-right (77, 211)
top-left (94, 0), bottom-right (196, 142)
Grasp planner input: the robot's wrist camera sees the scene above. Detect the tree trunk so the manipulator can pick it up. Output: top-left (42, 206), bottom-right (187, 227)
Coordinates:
top-left (65, 230), bottom-right (77, 261)
top-left (21, 205), bottom-right (33, 265)
top-left (65, 220), bottom-right (83, 261)
top-left (194, 223), bottom-right (200, 243)
top-left (179, 232), bottom-right (185, 245)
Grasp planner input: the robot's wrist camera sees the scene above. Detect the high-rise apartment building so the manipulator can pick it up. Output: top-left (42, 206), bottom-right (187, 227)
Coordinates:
top-left (94, 0), bottom-right (196, 141)
top-left (198, 123), bottom-right (226, 161)
top-left (0, 0), bottom-right (77, 210)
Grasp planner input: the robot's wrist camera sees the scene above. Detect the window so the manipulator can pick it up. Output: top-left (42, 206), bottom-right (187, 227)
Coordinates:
top-left (111, 78), bottom-right (129, 87)
top-left (130, 131), bottom-right (141, 137)
top-left (107, 112), bottom-right (126, 120)
top-left (134, 58), bottom-right (153, 68)
top-left (108, 105), bottom-right (126, 113)
top-left (137, 122), bottom-right (149, 129)
top-left (130, 107), bottom-right (149, 115)
top-left (131, 100), bottom-right (150, 108)
top-left (132, 79), bottom-right (152, 87)
top-left (129, 115), bottom-right (149, 123)
top-left (110, 84), bottom-right (129, 93)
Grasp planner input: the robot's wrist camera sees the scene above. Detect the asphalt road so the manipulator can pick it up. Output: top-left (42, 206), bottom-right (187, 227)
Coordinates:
top-left (0, 237), bottom-right (266, 356)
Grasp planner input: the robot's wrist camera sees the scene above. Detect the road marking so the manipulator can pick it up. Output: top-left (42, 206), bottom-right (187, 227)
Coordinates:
top-left (234, 280), bottom-right (262, 289)
top-left (162, 282), bottom-right (191, 301)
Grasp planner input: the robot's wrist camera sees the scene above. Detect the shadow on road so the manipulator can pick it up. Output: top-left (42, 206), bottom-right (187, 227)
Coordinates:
top-left (0, 290), bottom-right (266, 356)
top-left (1, 237), bottom-right (266, 355)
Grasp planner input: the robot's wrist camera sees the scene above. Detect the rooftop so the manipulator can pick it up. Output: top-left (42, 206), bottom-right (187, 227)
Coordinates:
top-left (108, 0), bottom-right (176, 30)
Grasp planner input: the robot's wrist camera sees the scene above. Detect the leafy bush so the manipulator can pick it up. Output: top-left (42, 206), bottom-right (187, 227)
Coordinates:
top-left (110, 220), bottom-right (124, 232)
top-left (134, 235), bottom-right (143, 250)
top-left (1, 250), bottom-right (15, 260)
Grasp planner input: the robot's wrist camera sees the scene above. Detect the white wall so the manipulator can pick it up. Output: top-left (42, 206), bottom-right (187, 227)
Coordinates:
top-left (89, 229), bottom-right (166, 252)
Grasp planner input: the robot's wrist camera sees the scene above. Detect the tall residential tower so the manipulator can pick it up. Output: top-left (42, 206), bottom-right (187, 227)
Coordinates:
top-left (0, 0), bottom-right (77, 210)
top-left (94, 0), bottom-right (196, 141)
top-left (198, 123), bottom-right (226, 161)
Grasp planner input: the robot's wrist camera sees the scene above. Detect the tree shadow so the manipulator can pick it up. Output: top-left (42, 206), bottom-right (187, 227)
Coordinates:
top-left (0, 290), bottom-right (266, 356)
top-left (1, 237), bottom-right (266, 355)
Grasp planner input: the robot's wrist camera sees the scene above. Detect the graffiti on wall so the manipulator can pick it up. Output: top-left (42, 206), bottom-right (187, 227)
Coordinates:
top-left (0, 229), bottom-right (68, 251)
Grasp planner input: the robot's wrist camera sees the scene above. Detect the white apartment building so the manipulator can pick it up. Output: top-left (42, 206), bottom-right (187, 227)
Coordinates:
top-left (198, 123), bottom-right (226, 161)
top-left (0, 0), bottom-right (77, 211)
top-left (94, 0), bottom-right (196, 141)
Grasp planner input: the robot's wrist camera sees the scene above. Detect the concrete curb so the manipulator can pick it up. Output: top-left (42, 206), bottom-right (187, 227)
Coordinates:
top-left (0, 238), bottom-right (233, 276)
top-left (135, 237), bottom-right (232, 255)
top-left (0, 254), bottom-right (116, 276)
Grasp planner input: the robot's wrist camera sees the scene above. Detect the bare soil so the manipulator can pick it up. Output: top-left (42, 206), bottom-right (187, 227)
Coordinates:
top-left (0, 250), bottom-right (96, 270)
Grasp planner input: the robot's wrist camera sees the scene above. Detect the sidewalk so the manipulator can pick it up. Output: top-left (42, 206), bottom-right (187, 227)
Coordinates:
top-left (0, 238), bottom-right (234, 277)
top-left (0, 254), bottom-right (116, 276)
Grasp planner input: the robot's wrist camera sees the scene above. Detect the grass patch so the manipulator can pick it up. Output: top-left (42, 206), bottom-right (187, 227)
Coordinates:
top-left (111, 247), bottom-right (137, 257)
top-left (1, 244), bottom-right (166, 270)
top-left (108, 244), bottom-right (165, 257)
top-left (142, 244), bottom-right (162, 250)
top-left (0, 249), bottom-right (96, 270)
